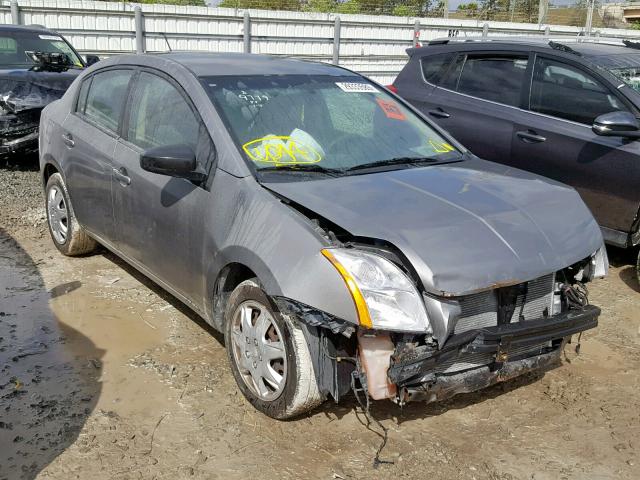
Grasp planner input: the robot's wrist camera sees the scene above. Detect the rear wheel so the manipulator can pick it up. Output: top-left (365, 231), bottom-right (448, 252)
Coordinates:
top-left (224, 279), bottom-right (323, 419)
top-left (45, 172), bottom-right (97, 256)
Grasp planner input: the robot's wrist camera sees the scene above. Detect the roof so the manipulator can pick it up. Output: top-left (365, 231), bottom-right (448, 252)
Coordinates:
top-left (410, 36), bottom-right (640, 58)
top-left (158, 52), bottom-right (359, 78)
top-left (408, 36), bottom-right (640, 70)
top-left (0, 24), bottom-right (56, 34)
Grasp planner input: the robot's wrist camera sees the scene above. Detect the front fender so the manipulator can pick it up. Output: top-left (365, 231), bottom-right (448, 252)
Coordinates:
top-left (203, 171), bottom-right (359, 329)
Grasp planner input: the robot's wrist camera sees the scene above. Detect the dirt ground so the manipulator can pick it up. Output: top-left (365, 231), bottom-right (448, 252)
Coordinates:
top-left (1, 157), bottom-right (639, 480)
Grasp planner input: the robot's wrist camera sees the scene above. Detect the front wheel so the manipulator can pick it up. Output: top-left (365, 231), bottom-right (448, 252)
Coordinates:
top-left (224, 279), bottom-right (324, 419)
top-left (45, 172), bottom-right (97, 256)
top-left (636, 247), bottom-right (640, 287)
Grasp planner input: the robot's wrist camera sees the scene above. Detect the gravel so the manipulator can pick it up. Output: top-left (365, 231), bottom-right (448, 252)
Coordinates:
top-left (0, 155), bottom-right (47, 237)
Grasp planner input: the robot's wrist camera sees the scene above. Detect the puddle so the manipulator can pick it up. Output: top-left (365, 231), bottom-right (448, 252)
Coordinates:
top-left (0, 229), bottom-right (103, 479)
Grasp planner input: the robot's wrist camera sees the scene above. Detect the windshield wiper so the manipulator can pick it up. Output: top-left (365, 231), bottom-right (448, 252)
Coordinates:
top-left (257, 164), bottom-right (342, 176)
top-left (344, 156), bottom-right (441, 173)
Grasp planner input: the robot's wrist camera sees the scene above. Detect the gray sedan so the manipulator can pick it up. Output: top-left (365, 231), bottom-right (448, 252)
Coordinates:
top-left (40, 53), bottom-right (607, 419)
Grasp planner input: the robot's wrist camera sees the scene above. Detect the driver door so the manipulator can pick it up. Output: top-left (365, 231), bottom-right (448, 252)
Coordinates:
top-left (510, 54), bottom-right (640, 233)
top-left (111, 70), bottom-right (215, 306)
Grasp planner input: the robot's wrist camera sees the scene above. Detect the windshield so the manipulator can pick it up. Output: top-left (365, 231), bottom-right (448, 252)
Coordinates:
top-left (599, 52), bottom-right (640, 92)
top-left (609, 66), bottom-right (640, 92)
top-left (0, 31), bottom-right (83, 68)
top-left (203, 75), bottom-right (461, 176)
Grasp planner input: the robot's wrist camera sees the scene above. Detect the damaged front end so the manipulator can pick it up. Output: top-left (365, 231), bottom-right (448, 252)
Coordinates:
top-left (279, 246), bottom-right (606, 407)
top-left (0, 105), bottom-right (39, 155)
top-left (0, 63), bottom-right (81, 158)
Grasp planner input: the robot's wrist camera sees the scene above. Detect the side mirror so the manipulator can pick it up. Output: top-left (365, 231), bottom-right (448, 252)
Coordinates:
top-left (593, 111), bottom-right (640, 138)
top-left (84, 54), bottom-right (100, 66)
top-left (140, 144), bottom-right (205, 182)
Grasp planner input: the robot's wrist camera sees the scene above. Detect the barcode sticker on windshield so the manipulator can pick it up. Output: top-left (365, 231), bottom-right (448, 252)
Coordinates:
top-left (39, 35), bottom-right (62, 40)
top-left (335, 82), bottom-right (378, 93)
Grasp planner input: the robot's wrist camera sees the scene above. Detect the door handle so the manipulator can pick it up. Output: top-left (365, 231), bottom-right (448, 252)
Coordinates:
top-left (428, 108), bottom-right (450, 119)
top-left (62, 133), bottom-right (74, 148)
top-left (112, 167), bottom-right (131, 186)
top-left (516, 131), bottom-right (546, 143)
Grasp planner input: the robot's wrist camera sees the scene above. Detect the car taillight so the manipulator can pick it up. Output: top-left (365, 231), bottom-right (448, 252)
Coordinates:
top-left (386, 84), bottom-right (398, 94)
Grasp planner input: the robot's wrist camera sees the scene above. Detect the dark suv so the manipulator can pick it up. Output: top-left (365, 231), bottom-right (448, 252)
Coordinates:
top-left (0, 24), bottom-right (98, 158)
top-left (391, 38), bottom-right (640, 281)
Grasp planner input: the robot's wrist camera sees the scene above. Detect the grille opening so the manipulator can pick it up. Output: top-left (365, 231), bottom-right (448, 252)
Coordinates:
top-left (454, 273), bottom-right (555, 335)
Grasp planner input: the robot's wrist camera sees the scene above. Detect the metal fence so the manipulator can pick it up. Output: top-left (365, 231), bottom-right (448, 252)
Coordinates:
top-left (2, 0), bottom-right (640, 83)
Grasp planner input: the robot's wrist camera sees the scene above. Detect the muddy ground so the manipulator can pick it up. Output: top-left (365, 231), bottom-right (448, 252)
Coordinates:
top-left (0, 157), bottom-right (638, 480)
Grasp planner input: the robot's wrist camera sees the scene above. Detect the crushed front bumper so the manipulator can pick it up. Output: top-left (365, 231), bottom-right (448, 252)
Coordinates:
top-left (389, 305), bottom-right (600, 403)
top-left (0, 129), bottom-right (38, 156)
top-left (0, 111), bottom-right (40, 157)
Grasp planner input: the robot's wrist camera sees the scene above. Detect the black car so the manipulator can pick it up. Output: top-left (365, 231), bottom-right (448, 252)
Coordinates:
top-left (391, 37), bottom-right (640, 281)
top-left (0, 24), bottom-right (98, 158)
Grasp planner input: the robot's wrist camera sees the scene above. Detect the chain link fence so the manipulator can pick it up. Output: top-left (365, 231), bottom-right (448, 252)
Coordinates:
top-left (206, 0), bottom-right (629, 30)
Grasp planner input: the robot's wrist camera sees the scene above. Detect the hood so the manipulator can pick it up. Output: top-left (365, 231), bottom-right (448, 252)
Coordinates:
top-left (0, 67), bottom-right (82, 114)
top-left (264, 157), bottom-right (603, 297)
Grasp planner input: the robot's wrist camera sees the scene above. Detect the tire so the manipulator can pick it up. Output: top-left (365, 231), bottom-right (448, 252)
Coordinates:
top-left (45, 172), bottom-right (97, 256)
top-left (636, 247), bottom-right (640, 287)
top-left (224, 279), bottom-right (324, 419)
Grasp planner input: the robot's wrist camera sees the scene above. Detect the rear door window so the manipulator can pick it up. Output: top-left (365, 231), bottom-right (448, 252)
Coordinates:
top-left (455, 54), bottom-right (529, 107)
top-left (83, 69), bottom-right (134, 133)
top-left (530, 56), bottom-right (627, 125)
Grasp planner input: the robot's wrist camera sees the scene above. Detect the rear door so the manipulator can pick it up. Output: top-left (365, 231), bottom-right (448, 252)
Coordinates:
top-left (111, 69), bottom-right (216, 306)
top-left (510, 54), bottom-right (640, 233)
top-left (61, 68), bottom-right (135, 243)
top-left (420, 51), bottom-right (531, 162)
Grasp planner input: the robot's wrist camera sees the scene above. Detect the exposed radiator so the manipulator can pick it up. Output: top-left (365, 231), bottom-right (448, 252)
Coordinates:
top-left (454, 273), bottom-right (555, 335)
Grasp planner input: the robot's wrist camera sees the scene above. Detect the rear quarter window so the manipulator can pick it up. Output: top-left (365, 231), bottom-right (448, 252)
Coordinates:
top-left (75, 77), bottom-right (91, 114)
top-left (420, 53), bottom-right (454, 85)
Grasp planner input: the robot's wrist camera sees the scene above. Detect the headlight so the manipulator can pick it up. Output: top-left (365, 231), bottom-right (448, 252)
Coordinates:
top-left (322, 248), bottom-right (431, 333)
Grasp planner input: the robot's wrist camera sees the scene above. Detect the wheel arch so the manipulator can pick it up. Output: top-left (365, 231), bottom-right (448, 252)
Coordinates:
top-left (206, 248), bottom-right (283, 332)
top-left (41, 155), bottom-right (63, 188)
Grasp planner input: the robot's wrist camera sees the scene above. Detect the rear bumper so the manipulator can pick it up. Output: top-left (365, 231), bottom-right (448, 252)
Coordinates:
top-left (388, 305), bottom-right (600, 398)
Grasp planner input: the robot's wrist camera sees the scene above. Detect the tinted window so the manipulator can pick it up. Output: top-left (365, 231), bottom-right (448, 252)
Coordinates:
top-left (530, 57), bottom-right (627, 124)
top-left (456, 55), bottom-right (528, 107)
top-left (420, 53), bottom-right (454, 85)
top-left (76, 77), bottom-right (91, 114)
top-left (84, 70), bottom-right (133, 133)
top-left (127, 72), bottom-right (200, 150)
top-left (440, 54), bottom-right (464, 90)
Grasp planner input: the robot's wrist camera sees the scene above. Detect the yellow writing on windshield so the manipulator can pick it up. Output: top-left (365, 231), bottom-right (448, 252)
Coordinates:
top-left (243, 135), bottom-right (322, 166)
top-left (428, 139), bottom-right (455, 153)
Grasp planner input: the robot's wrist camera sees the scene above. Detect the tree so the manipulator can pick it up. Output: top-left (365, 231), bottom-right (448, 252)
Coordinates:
top-left (305, 0), bottom-right (337, 12)
top-left (117, 0), bottom-right (207, 5)
top-left (218, 0), bottom-right (302, 9)
top-left (457, 2), bottom-right (479, 12)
